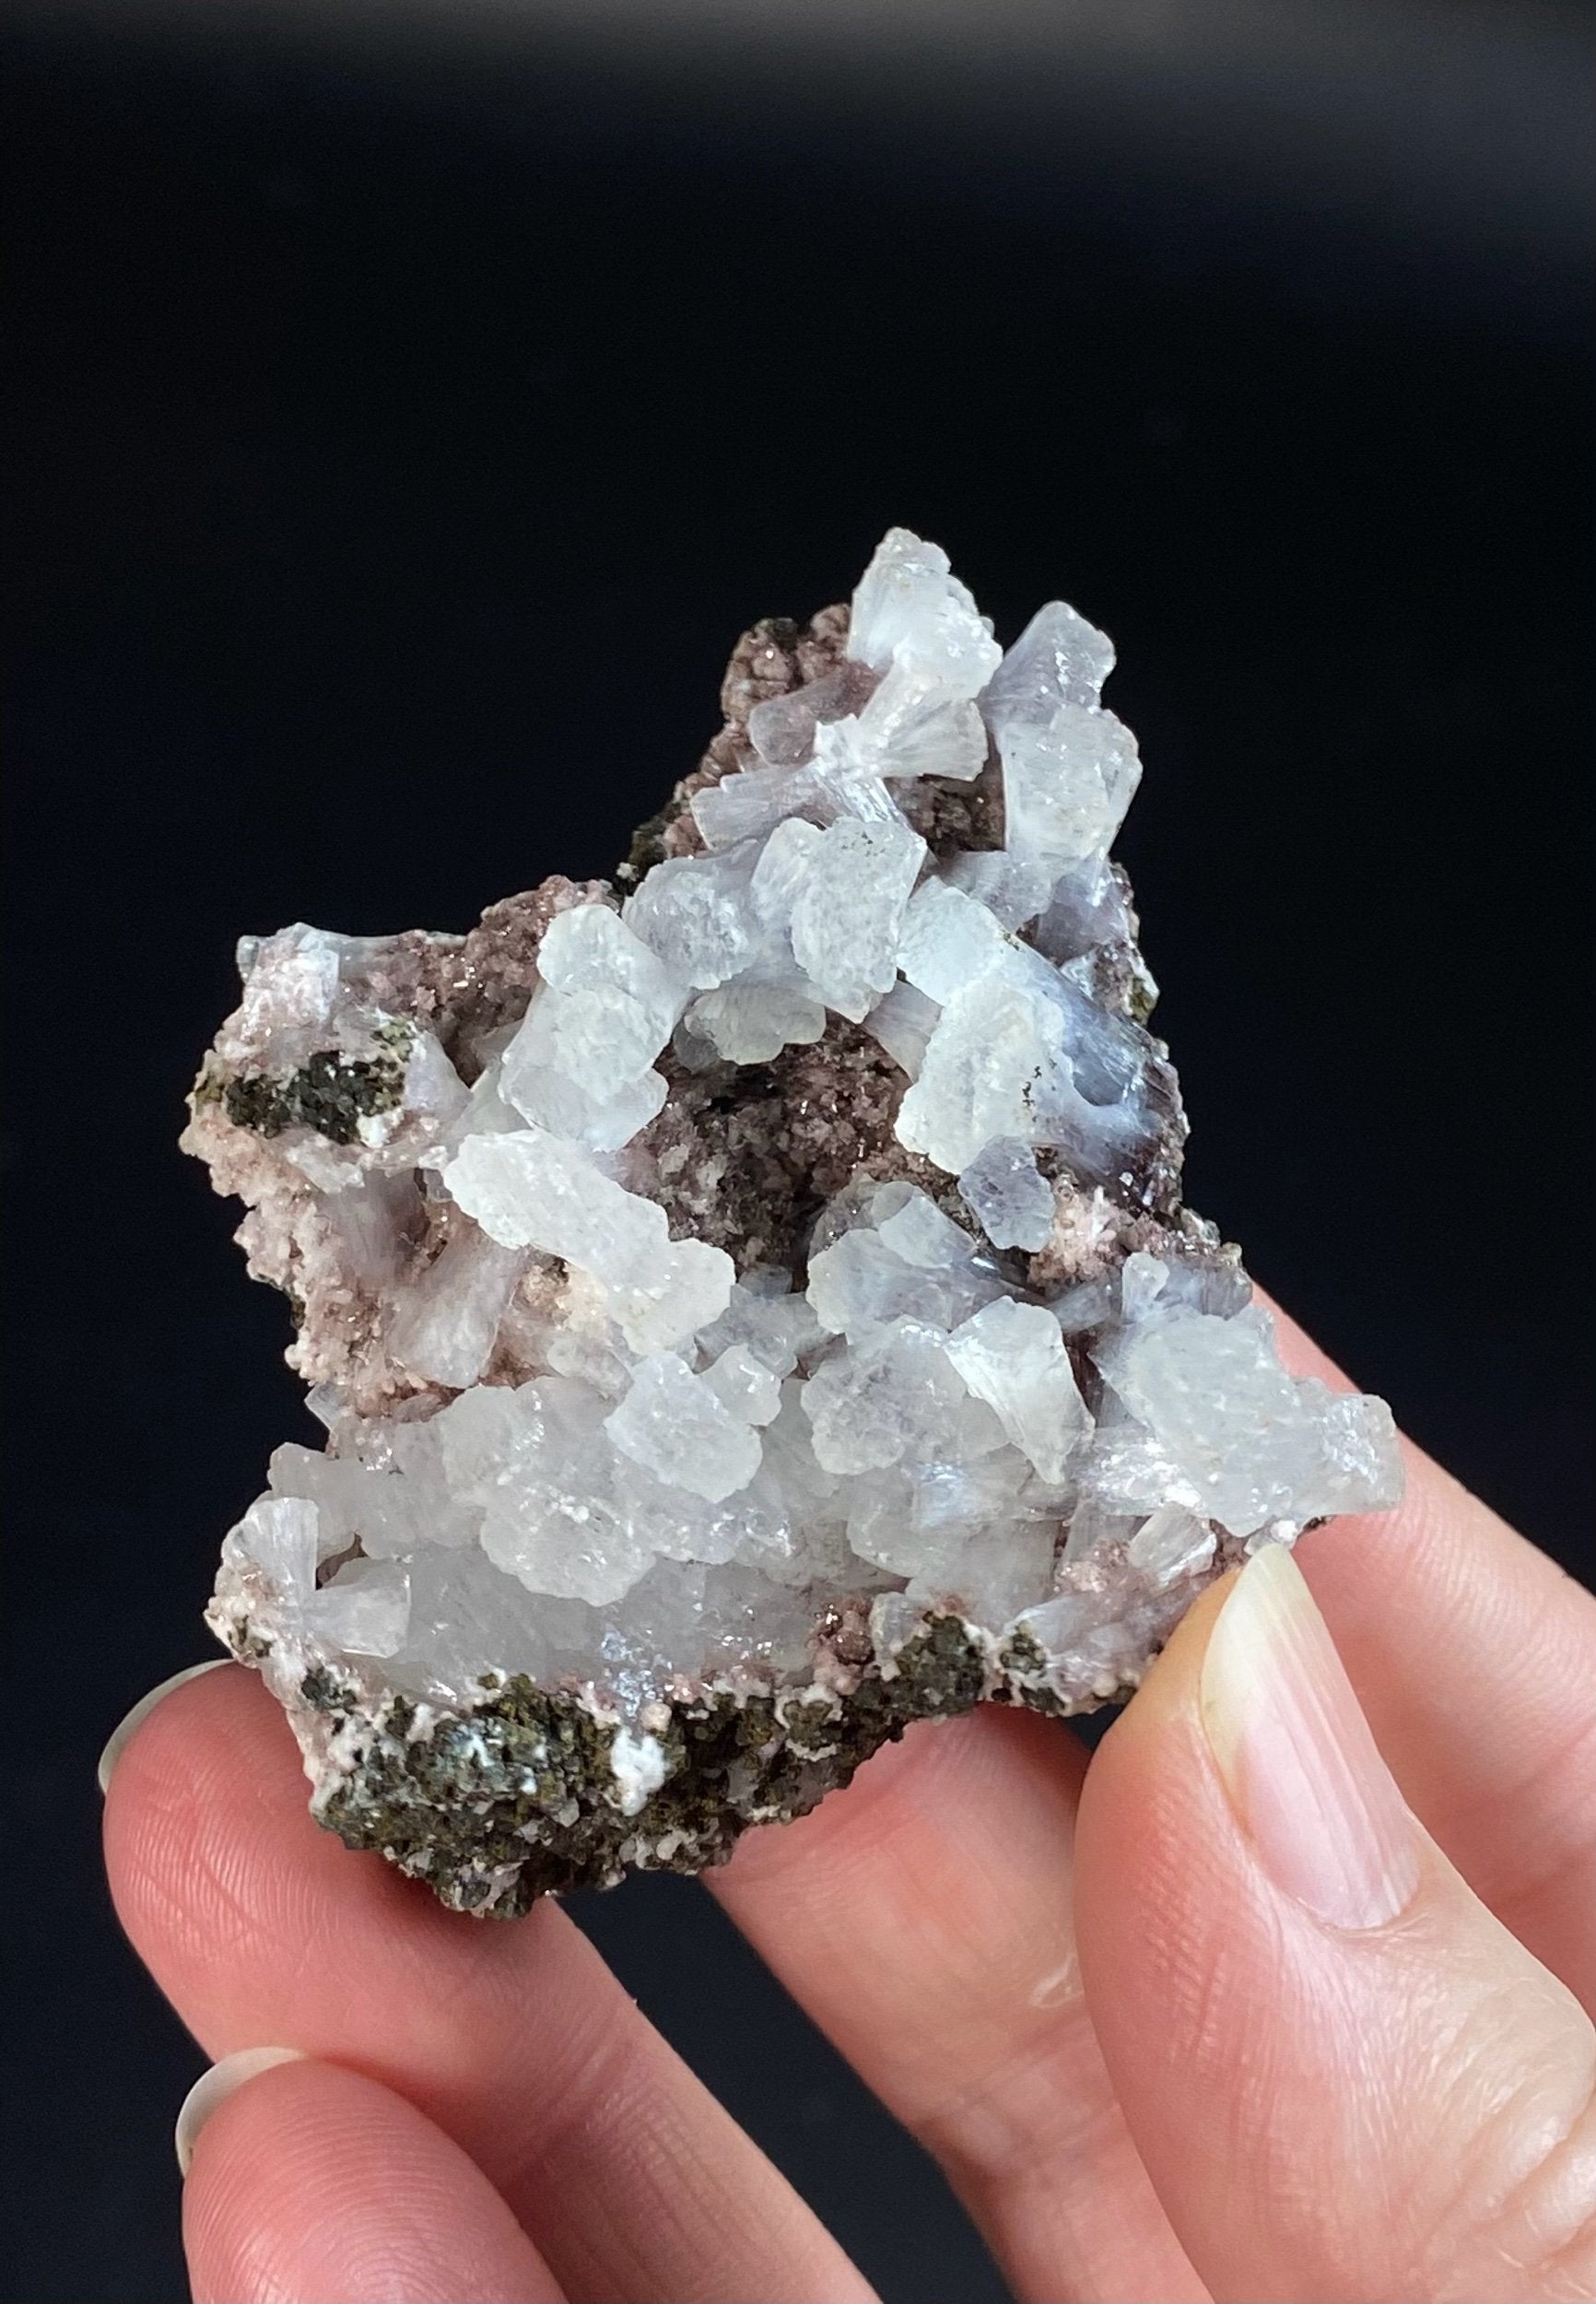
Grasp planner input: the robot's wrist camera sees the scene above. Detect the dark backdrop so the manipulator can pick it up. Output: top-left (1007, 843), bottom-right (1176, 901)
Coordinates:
top-left (3, 6), bottom-right (1590, 2300)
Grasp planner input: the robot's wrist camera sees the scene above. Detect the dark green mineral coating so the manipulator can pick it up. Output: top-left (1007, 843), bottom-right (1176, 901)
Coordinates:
top-left (300, 1616), bottom-right (1011, 1915)
top-left (219, 1040), bottom-right (409, 1146)
top-left (619, 799), bottom-right (687, 886)
top-left (1125, 973), bottom-right (1159, 1029)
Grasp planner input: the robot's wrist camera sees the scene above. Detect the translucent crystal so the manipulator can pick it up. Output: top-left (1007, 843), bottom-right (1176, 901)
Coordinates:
top-left (442, 1126), bottom-right (733, 1350)
top-left (863, 979), bottom-right (941, 1077)
top-left (848, 526), bottom-right (1003, 698)
top-left (695, 1274), bottom-right (826, 1376)
top-left (943, 847), bottom-right (1058, 930)
top-left (306, 1557), bottom-right (411, 1656)
top-left (897, 879), bottom-right (1011, 1004)
top-left (604, 1354), bottom-right (764, 1503)
top-left (747, 662), bottom-right (875, 767)
top-left (624, 846), bottom-right (763, 988)
top-left (512, 904), bottom-right (684, 1085)
top-left (682, 981), bottom-right (827, 1064)
top-left (944, 1299), bottom-right (1089, 1485)
top-left (783, 815), bottom-right (926, 1020)
top-left (832, 659), bottom-right (988, 784)
top-left (979, 598), bottom-right (1115, 730)
top-left (801, 1320), bottom-right (970, 1475)
top-left (1030, 854), bottom-right (1134, 963)
top-left (690, 762), bottom-right (821, 852)
top-left (999, 704), bottom-right (1142, 868)
top-left (1095, 1304), bottom-right (1402, 1536)
top-left (1125, 1504), bottom-right (1216, 1589)
top-left (875, 1189), bottom-right (980, 1268)
top-left (896, 974), bottom-right (1066, 1174)
top-left (957, 1137), bottom-right (1055, 1252)
top-left (499, 1049), bottom-right (668, 1153)
top-left (806, 1211), bottom-right (1002, 1341)
top-left (701, 1344), bottom-right (784, 1427)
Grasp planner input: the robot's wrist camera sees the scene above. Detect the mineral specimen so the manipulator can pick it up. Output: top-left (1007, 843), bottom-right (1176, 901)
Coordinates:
top-left (185, 529), bottom-right (1402, 1914)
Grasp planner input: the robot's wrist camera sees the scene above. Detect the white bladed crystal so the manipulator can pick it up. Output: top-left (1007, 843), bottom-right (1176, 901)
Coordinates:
top-left (305, 1558), bottom-right (411, 1655)
top-left (701, 1345), bottom-right (784, 1427)
top-left (1125, 1504), bottom-right (1216, 1589)
top-left (624, 845), bottom-right (763, 988)
top-left (1095, 1303), bottom-right (1402, 1536)
top-left (897, 879), bottom-right (1010, 1004)
top-left (943, 847), bottom-right (1058, 930)
top-left (785, 815), bottom-right (926, 1020)
top-left (683, 982), bottom-right (828, 1064)
top-left (605, 1355), bottom-right (764, 1503)
top-left (222, 1495), bottom-right (319, 1610)
top-left (806, 1206), bottom-right (1003, 1341)
top-left (944, 1299), bottom-right (1090, 1486)
top-left (442, 1127), bottom-right (733, 1350)
top-left (999, 705), bottom-right (1141, 867)
top-left (896, 974), bottom-right (1067, 1173)
top-left (383, 1225), bottom-right (527, 1390)
top-left (874, 1188), bottom-right (980, 1269)
top-left (957, 1137), bottom-right (1055, 1252)
top-left (801, 1320), bottom-right (969, 1475)
top-left (980, 598), bottom-right (1116, 730)
top-left (863, 980), bottom-right (941, 1078)
top-left (510, 905), bottom-right (685, 1088)
top-left (499, 1048), bottom-right (668, 1152)
top-left (848, 527), bottom-right (1003, 699)
top-left (690, 763), bottom-right (822, 851)
top-left (695, 1274), bottom-right (826, 1376)
top-left (836, 658), bottom-right (988, 783)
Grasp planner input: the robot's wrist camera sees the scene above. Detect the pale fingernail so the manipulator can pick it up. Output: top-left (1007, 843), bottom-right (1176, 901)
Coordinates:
top-left (175, 2048), bottom-right (307, 2177)
top-left (1201, 1545), bottom-right (1419, 1931)
top-left (98, 1660), bottom-right (231, 1794)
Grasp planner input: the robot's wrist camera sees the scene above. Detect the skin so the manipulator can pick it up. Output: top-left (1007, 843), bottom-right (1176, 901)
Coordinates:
top-left (103, 1306), bottom-right (1596, 2304)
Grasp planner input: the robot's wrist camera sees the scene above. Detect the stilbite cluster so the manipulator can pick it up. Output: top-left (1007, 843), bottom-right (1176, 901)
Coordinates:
top-left (184, 531), bottom-right (1401, 1912)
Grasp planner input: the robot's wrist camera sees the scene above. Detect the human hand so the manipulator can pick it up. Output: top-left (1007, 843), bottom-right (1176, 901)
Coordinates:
top-left (102, 1304), bottom-right (1596, 2304)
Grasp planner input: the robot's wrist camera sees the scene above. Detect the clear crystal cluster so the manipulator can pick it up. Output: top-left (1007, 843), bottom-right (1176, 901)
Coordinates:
top-left (185, 531), bottom-right (1401, 1912)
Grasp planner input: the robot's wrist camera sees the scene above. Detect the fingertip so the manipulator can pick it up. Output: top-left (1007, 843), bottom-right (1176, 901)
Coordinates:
top-left (176, 2046), bottom-right (306, 2175)
top-left (98, 1658), bottom-right (236, 1795)
top-left (1076, 1563), bottom-right (1249, 2010)
top-left (182, 2056), bottom-right (566, 2304)
top-left (1091, 1562), bottom-right (1237, 1755)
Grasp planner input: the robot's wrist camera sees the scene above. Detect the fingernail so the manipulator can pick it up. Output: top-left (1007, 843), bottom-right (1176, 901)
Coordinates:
top-left (1201, 1546), bottom-right (1419, 1931)
top-left (98, 1661), bottom-right (231, 1794)
top-left (175, 2048), bottom-right (306, 2176)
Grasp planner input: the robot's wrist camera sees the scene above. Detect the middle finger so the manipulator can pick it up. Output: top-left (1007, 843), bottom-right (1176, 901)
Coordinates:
top-left (710, 1701), bottom-right (1209, 2304)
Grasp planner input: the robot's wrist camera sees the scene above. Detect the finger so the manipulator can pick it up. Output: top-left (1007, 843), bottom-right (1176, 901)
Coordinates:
top-left (710, 1705), bottom-right (1208, 2303)
top-left (1270, 1303), bottom-right (1596, 2006)
top-left (1076, 1544), bottom-right (1596, 2304)
top-left (182, 2055), bottom-right (565, 2304)
top-left (105, 1666), bottom-right (874, 2304)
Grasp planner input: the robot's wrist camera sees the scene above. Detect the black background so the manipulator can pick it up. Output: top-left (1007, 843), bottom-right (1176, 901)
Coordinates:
top-left (3, 6), bottom-right (1590, 2300)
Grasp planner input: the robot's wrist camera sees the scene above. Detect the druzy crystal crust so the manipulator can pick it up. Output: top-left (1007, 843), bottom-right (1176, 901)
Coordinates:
top-left (185, 531), bottom-right (1402, 1912)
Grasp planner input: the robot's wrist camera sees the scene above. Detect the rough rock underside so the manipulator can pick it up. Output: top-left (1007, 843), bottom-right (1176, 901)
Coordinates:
top-left (185, 530), bottom-right (1402, 1914)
